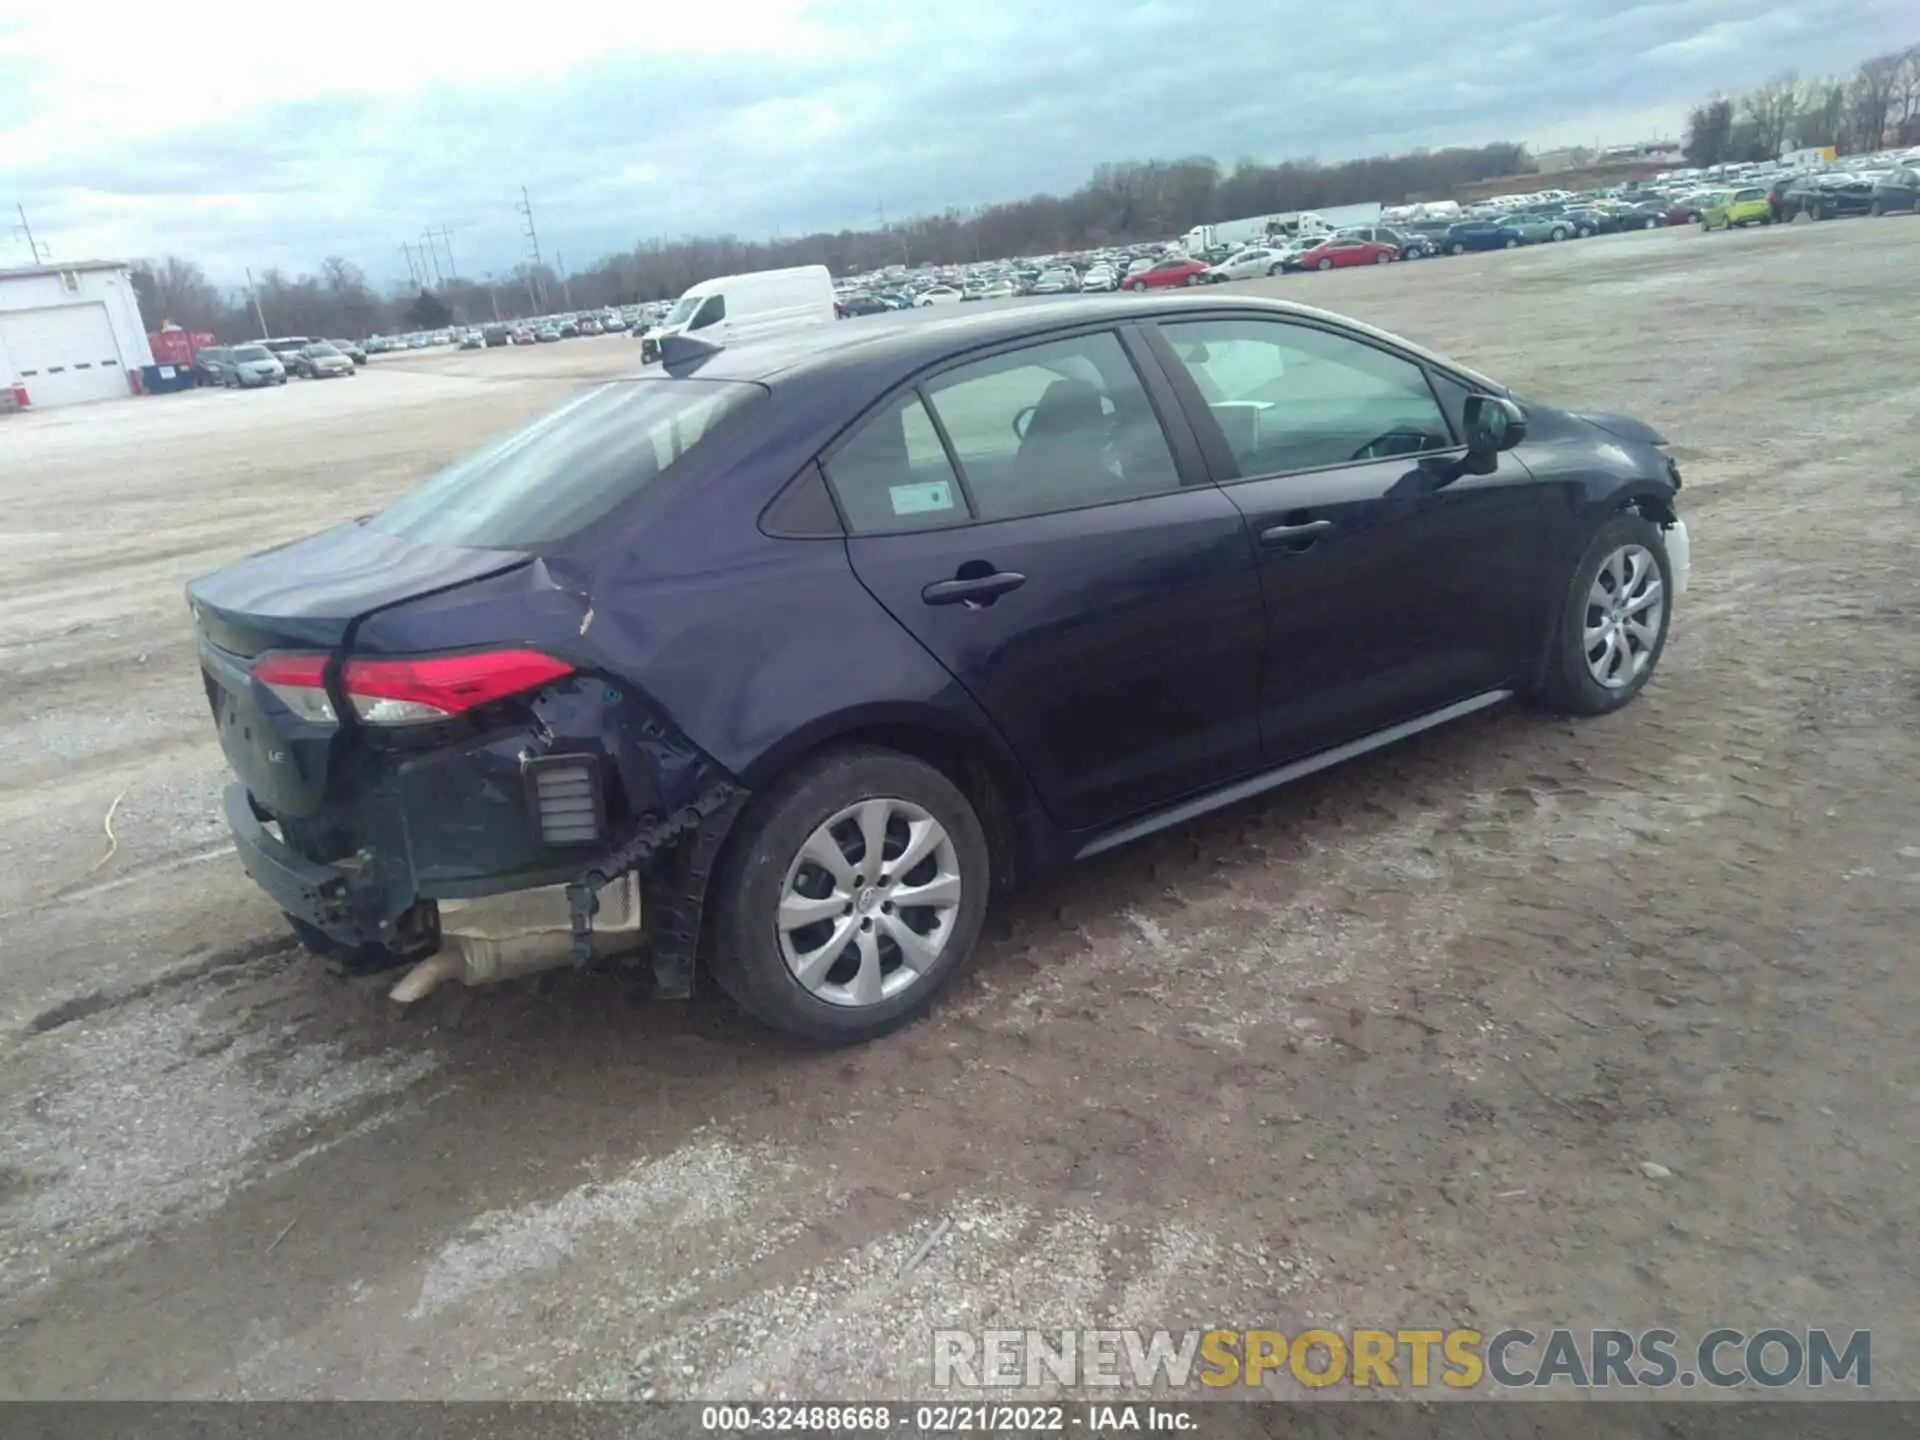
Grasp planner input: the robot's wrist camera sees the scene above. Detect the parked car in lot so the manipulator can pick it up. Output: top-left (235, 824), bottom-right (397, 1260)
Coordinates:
top-left (186, 294), bottom-right (1689, 1044)
top-left (1502, 213), bottom-right (1575, 244)
top-left (222, 344), bottom-right (286, 388)
top-left (837, 294), bottom-right (894, 318)
top-left (1205, 246), bottom-right (1286, 282)
top-left (1869, 168), bottom-right (1920, 214)
top-left (1701, 186), bottom-right (1772, 230)
top-left (330, 340), bottom-right (368, 365)
top-left (1443, 218), bottom-right (1526, 252)
top-left (1783, 175), bottom-right (1878, 221)
top-left (916, 286), bottom-right (965, 306)
top-left (1343, 226), bottom-right (1437, 259)
top-left (292, 342), bottom-right (356, 379)
top-left (1079, 266), bottom-right (1116, 293)
top-left (1123, 256), bottom-right (1210, 289)
top-left (1294, 236), bottom-right (1397, 270)
top-left (193, 345), bottom-right (234, 387)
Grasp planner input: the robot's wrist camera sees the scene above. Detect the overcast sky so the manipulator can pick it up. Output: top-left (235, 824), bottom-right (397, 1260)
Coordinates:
top-left (1, 1), bottom-right (1910, 287)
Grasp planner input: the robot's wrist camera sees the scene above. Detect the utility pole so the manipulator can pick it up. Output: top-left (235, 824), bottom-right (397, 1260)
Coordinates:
top-left (13, 203), bottom-right (50, 263)
top-left (555, 252), bottom-right (573, 311)
top-left (401, 243), bottom-right (423, 290)
top-left (423, 225), bottom-right (457, 281)
top-left (483, 271), bottom-right (502, 321)
top-left (244, 267), bottom-right (269, 338)
top-left (516, 187), bottom-right (546, 311)
top-left (417, 231), bottom-right (444, 287)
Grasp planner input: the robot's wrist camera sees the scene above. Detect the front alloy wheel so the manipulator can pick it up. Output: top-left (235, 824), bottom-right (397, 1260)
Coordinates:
top-left (1582, 544), bottom-right (1664, 691)
top-left (1536, 512), bottom-right (1672, 715)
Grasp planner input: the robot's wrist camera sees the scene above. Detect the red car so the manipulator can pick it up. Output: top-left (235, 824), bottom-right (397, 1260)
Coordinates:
top-left (1294, 237), bottom-right (1398, 271)
top-left (1122, 256), bottom-right (1211, 290)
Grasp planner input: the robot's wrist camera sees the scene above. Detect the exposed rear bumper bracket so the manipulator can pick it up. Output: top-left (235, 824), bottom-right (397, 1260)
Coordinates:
top-left (564, 780), bottom-right (747, 991)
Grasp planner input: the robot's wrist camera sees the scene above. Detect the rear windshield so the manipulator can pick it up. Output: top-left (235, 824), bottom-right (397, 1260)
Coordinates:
top-left (370, 378), bottom-right (765, 549)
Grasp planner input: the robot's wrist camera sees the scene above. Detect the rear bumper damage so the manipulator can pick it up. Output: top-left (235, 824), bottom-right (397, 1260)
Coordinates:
top-left (221, 673), bottom-right (750, 998)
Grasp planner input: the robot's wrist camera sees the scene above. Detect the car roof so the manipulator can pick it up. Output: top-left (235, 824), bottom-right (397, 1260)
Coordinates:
top-left (667, 294), bottom-right (1502, 394)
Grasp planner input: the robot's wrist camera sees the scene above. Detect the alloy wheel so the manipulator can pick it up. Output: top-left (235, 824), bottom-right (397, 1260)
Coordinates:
top-left (776, 797), bottom-right (963, 1007)
top-left (1583, 544), bottom-right (1664, 690)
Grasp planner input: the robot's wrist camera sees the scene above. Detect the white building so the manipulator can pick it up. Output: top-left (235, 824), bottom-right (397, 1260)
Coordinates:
top-left (0, 260), bottom-right (155, 409)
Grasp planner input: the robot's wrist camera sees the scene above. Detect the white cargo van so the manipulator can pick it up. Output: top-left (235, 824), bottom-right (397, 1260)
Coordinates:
top-left (641, 265), bottom-right (835, 361)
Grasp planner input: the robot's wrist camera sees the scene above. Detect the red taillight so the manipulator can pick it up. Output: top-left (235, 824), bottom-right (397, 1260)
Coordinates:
top-left (250, 649), bottom-right (574, 727)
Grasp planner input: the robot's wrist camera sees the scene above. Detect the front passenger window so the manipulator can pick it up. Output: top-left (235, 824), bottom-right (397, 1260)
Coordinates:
top-left (1160, 319), bottom-right (1453, 477)
top-left (691, 295), bottom-right (726, 330)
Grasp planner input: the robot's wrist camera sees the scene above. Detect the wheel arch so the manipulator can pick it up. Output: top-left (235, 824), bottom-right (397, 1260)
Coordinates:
top-left (729, 700), bottom-right (1046, 895)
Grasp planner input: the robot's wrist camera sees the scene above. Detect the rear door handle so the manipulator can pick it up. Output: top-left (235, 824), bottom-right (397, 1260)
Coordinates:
top-left (922, 572), bottom-right (1026, 606)
top-left (1259, 518), bottom-right (1335, 546)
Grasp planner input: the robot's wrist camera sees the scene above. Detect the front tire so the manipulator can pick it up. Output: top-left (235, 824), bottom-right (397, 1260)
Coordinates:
top-left (1503, 237), bottom-right (1519, 249)
top-left (1450, 241), bottom-right (1466, 255)
top-left (708, 747), bottom-right (991, 1045)
top-left (1128, 280), bottom-right (1146, 292)
top-left (1535, 512), bottom-right (1672, 716)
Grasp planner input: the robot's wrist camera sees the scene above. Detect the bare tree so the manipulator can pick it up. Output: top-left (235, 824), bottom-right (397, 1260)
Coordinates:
top-left (1740, 72), bottom-right (1802, 158)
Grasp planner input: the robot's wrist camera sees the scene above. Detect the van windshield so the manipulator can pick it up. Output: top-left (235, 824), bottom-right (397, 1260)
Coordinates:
top-left (664, 294), bottom-right (704, 327)
top-left (370, 378), bottom-right (765, 549)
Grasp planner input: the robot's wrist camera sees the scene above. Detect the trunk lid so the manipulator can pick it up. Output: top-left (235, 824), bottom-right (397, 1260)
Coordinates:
top-left (187, 521), bottom-right (532, 816)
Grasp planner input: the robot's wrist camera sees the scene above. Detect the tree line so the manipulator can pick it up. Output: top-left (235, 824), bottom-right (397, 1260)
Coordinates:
top-left (130, 141), bottom-right (1529, 340)
top-left (1684, 44), bottom-right (1920, 167)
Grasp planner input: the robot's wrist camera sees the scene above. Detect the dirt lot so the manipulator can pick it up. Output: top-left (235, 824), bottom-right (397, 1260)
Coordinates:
top-left (0, 220), bottom-right (1915, 1402)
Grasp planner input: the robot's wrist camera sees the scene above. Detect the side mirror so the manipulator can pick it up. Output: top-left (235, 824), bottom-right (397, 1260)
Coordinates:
top-left (1463, 394), bottom-right (1527, 459)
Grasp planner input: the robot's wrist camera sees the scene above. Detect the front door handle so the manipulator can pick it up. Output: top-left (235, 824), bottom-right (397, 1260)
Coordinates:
top-left (922, 571), bottom-right (1026, 606)
top-left (1260, 518), bottom-right (1335, 546)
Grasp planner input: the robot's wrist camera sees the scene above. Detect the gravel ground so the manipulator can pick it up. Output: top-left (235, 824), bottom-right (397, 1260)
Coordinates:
top-left (0, 219), bottom-right (1915, 1402)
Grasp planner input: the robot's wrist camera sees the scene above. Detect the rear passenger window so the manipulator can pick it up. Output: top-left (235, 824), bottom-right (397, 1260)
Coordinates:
top-left (923, 331), bottom-right (1180, 522)
top-left (824, 394), bottom-right (966, 534)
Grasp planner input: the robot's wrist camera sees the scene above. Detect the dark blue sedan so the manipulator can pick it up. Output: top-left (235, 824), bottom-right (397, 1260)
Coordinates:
top-left (188, 296), bottom-right (1690, 1044)
top-left (1444, 219), bottom-right (1526, 253)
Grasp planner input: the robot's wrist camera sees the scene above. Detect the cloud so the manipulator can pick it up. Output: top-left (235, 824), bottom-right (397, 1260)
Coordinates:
top-left (2, 0), bottom-right (1910, 285)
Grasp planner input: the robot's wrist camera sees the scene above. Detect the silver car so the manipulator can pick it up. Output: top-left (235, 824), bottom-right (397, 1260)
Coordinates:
top-left (295, 343), bottom-right (356, 379)
top-left (226, 344), bottom-right (287, 388)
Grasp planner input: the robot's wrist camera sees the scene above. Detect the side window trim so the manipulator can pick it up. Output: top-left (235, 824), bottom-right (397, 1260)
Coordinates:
top-left (912, 380), bottom-right (982, 521)
top-left (1140, 314), bottom-right (1463, 487)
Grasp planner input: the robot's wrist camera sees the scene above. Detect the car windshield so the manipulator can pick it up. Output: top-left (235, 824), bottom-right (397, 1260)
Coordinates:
top-left (371, 378), bottom-right (766, 549)
top-left (307, 344), bottom-right (341, 356)
top-left (233, 346), bottom-right (270, 361)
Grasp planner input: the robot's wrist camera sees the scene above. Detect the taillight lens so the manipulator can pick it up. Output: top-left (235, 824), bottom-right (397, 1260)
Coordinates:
top-left (251, 650), bottom-right (574, 727)
top-left (252, 653), bottom-right (336, 723)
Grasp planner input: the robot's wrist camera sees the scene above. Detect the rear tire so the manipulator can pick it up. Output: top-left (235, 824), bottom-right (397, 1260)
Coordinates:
top-left (1534, 512), bottom-right (1673, 716)
top-left (708, 747), bottom-right (991, 1045)
top-left (1450, 241), bottom-right (1467, 255)
top-left (1503, 237), bottom-right (1519, 249)
top-left (1316, 258), bottom-right (1333, 271)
